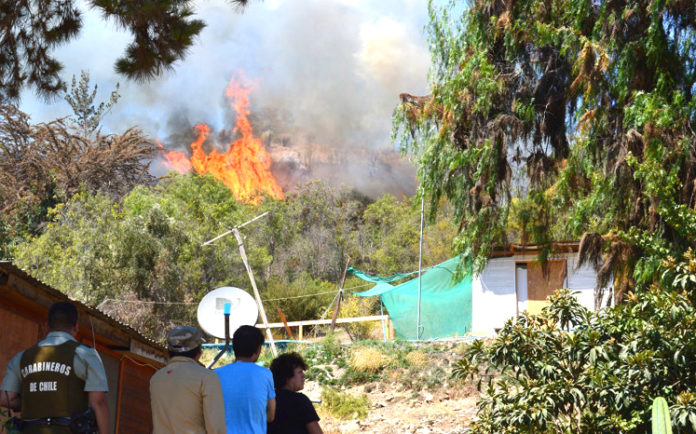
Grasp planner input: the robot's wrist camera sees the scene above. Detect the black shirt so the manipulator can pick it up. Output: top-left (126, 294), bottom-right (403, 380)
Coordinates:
top-left (268, 389), bottom-right (320, 434)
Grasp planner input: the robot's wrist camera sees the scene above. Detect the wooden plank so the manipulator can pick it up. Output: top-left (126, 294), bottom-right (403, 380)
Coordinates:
top-left (526, 260), bottom-right (567, 315)
top-left (0, 305), bottom-right (40, 379)
top-left (116, 358), bottom-right (156, 434)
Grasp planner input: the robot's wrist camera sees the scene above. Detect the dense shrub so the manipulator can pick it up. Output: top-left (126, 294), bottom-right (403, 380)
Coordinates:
top-left (455, 284), bottom-right (696, 433)
top-left (319, 387), bottom-right (370, 420)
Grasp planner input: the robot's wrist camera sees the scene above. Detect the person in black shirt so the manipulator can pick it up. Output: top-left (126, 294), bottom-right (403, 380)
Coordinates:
top-left (268, 352), bottom-right (323, 434)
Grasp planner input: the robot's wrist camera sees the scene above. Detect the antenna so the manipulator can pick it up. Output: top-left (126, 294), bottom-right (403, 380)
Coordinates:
top-left (197, 287), bottom-right (258, 339)
top-left (202, 211), bottom-right (278, 357)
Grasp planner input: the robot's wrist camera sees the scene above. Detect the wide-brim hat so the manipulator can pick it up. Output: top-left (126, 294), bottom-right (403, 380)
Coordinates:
top-left (166, 325), bottom-right (205, 352)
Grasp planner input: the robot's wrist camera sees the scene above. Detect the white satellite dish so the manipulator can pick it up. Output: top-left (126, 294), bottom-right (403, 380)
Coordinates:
top-left (197, 287), bottom-right (258, 339)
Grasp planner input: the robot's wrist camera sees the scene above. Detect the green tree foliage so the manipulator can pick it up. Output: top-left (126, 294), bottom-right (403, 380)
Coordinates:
top-left (10, 174), bottom-right (457, 338)
top-left (394, 0), bottom-right (696, 298)
top-left (359, 194), bottom-right (456, 275)
top-left (264, 181), bottom-right (369, 283)
top-left (64, 71), bottom-right (120, 138)
top-left (455, 276), bottom-right (696, 433)
top-left (13, 173), bottom-right (269, 337)
top-left (262, 273), bottom-right (335, 324)
top-left (1, 0), bottom-right (248, 101)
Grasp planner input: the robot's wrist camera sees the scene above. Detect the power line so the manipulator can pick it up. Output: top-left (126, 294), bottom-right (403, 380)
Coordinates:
top-left (99, 282), bottom-right (374, 306)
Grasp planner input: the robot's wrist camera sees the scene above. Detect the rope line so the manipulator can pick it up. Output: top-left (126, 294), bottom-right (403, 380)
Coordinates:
top-left (99, 283), bottom-right (374, 306)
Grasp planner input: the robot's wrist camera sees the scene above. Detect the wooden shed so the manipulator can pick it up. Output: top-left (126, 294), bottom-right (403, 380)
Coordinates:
top-left (0, 261), bottom-right (167, 433)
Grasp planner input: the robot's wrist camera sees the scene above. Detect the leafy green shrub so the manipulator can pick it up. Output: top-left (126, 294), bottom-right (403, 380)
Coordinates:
top-left (300, 333), bottom-right (347, 386)
top-left (339, 366), bottom-right (382, 386)
top-left (455, 286), bottom-right (696, 433)
top-left (305, 365), bottom-right (336, 386)
top-left (338, 294), bottom-right (379, 341)
top-left (319, 387), bottom-right (370, 420)
top-left (262, 273), bottom-right (335, 324)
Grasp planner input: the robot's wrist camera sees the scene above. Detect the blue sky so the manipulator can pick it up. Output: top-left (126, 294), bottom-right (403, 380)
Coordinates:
top-left (19, 0), bottom-right (432, 156)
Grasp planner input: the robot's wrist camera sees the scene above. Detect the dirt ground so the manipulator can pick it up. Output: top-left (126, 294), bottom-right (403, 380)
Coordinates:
top-left (301, 342), bottom-right (480, 434)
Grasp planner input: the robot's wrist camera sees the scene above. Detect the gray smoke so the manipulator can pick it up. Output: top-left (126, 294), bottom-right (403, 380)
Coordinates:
top-left (19, 0), bottom-right (431, 197)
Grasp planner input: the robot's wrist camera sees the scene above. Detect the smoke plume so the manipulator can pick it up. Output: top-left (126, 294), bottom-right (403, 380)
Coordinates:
top-left (19, 0), bottom-right (431, 198)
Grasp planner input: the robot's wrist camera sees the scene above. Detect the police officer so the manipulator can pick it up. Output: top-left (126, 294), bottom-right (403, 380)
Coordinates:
top-left (0, 302), bottom-right (110, 433)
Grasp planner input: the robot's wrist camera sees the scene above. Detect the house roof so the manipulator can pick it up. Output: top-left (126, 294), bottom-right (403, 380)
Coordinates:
top-left (0, 261), bottom-right (167, 363)
top-left (490, 241), bottom-right (580, 258)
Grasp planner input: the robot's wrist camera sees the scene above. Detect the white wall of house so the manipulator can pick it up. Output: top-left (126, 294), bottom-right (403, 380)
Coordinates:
top-left (471, 256), bottom-right (519, 334)
top-left (470, 253), bottom-right (603, 334)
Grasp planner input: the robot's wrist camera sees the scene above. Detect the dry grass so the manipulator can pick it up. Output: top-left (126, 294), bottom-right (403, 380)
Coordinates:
top-left (405, 350), bottom-right (428, 367)
top-left (349, 346), bottom-right (384, 373)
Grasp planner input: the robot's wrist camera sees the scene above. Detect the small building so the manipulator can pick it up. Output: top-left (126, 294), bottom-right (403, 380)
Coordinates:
top-left (353, 242), bottom-right (609, 339)
top-left (471, 242), bottom-right (610, 334)
top-left (0, 261), bottom-right (167, 433)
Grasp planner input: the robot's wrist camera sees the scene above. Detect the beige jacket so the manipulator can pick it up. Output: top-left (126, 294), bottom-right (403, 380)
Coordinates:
top-left (150, 356), bottom-right (226, 434)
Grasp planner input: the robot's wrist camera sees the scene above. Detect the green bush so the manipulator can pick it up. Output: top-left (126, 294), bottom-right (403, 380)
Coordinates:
top-left (319, 387), bottom-right (370, 420)
top-left (262, 273), bottom-right (335, 324)
top-left (455, 285), bottom-right (696, 433)
top-left (300, 333), bottom-right (347, 386)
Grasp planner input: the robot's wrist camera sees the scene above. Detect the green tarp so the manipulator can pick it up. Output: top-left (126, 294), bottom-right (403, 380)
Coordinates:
top-left (351, 256), bottom-right (472, 340)
top-left (346, 268), bottom-right (417, 283)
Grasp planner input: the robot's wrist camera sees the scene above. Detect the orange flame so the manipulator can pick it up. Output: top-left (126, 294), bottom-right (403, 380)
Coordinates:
top-left (160, 75), bottom-right (284, 202)
top-left (158, 139), bottom-right (192, 173)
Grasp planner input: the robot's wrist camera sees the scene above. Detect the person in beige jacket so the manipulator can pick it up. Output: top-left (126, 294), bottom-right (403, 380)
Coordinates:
top-left (150, 326), bottom-right (226, 434)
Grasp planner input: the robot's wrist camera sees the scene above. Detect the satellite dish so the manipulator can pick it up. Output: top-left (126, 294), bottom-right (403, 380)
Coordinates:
top-left (197, 287), bottom-right (258, 339)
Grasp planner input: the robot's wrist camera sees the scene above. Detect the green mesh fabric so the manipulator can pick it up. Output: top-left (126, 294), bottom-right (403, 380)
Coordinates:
top-left (352, 256), bottom-right (472, 340)
top-left (346, 268), bottom-right (417, 283)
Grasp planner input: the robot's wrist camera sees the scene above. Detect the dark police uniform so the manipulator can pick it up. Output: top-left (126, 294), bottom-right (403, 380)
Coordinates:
top-left (1, 331), bottom-right (108, 433)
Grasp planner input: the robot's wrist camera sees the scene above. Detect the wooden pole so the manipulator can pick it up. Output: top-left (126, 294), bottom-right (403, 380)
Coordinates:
top-left (330, 257), bottom-right (351, 331)
top-left (233, 228), bottom-right (278, 357)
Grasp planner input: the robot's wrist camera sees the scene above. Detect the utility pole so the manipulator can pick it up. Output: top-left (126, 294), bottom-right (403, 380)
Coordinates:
top-left (203, 211), bottom-right (277, 357)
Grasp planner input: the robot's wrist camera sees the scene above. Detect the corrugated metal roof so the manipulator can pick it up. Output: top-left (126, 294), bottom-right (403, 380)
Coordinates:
top-left (0, 261), bottom-right (165, 351)
top-left (490, 241), bottom-right (580, 257)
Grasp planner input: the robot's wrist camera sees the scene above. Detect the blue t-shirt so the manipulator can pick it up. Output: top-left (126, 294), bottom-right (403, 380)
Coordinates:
top-left (215, 361), bottom-right (275, 434)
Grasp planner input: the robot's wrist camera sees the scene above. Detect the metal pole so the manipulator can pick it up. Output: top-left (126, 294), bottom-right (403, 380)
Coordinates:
top-left (207, 303), bottom-right (231, 368)
top-left (416, 191), bottom-right (425, 340)
top-left (232, 228), bottom-right (278, 357)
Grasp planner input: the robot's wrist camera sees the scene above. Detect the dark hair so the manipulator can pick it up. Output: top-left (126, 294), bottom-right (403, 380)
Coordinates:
top-left (232, 325), bottom-right (264, 358)
top-left (270, 352), bottom-right (307, 389)
top-left (168, 346), bottom-right (201, 360)
top-left (48, 302), bottom-right (78, 330)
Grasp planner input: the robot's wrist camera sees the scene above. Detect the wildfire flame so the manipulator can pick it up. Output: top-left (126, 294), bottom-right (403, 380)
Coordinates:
top-left (157, 139), bottom-right (191, 173)
top-left (160, 75), bottom-right (284, 202)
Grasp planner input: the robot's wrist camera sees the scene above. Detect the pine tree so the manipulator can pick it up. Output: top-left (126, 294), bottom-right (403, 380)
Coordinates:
top-left (0, 0), bottom-right (248, 101)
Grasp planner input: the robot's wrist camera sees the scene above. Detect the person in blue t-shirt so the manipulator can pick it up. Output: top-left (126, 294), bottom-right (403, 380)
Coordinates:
top-left (215, 325), bottom-right (276, 434)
